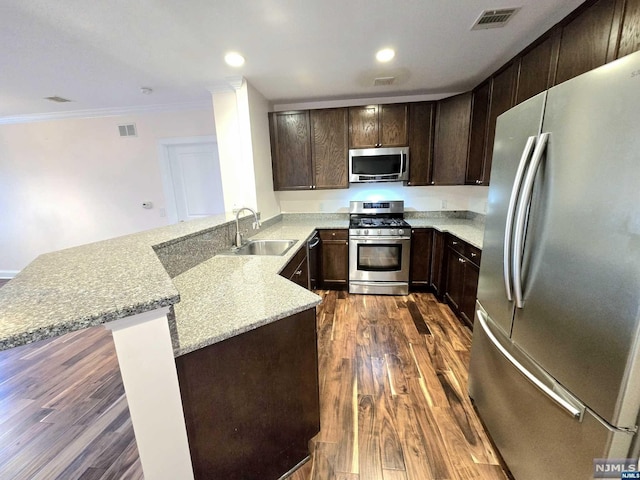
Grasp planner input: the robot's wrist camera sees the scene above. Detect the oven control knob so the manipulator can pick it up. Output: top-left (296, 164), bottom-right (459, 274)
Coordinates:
top-left (377, 229), bottom-right (382, 235)
top-left (364, 229), bottom-right (369, 235)
top-left (398, 229), bottom-right (404, 235)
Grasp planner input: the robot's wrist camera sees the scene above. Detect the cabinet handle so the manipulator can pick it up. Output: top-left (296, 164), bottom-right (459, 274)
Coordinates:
top-left (458, 258), bottom-right (465, 264)
top-left (452, 241), bottom-right (458, 245)
top-left (294, 269), bottom-right (303, 276)
top-left (431, 181), bottom-right (435, 185)
top-left (332, 232), bottom-right (336, 236)
top-left (309, 186), bottom-right (313, 189)
top-left (471, 252), bottom-right (477, 257)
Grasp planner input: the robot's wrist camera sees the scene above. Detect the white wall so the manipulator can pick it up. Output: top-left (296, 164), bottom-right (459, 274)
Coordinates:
top-left (247, 83), bottom-right (279, 221)
top-left (276, 183), bottom-right (488, 214)
top-left (0, 108), bottom-right (215, 274)
top-left (211, 79), bottom-right (280, 221)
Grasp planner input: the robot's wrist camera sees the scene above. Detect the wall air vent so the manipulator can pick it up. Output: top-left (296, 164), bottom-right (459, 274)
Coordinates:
top-left (44, 96), bottom-right (72, 103)
top-left (374, 76), bottom-right (395, 86)
top-left (118, 124), bottom-right (137, 137)
top-left (472, 8), bottom-right (520, 30)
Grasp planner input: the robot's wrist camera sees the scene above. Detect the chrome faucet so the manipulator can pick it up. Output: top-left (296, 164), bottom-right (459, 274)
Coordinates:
top-left (234, 207), bottom-right (261, 247)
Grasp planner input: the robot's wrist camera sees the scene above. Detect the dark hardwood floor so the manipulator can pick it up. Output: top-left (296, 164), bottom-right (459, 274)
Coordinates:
top-left (0, 327), bottom-right (143, 479)
top-left (0, 292), bottom-right (506, 479)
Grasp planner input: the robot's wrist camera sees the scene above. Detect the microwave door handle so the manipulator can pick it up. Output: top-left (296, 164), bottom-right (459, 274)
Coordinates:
top-left (399, 152), bottom-right (405, 175)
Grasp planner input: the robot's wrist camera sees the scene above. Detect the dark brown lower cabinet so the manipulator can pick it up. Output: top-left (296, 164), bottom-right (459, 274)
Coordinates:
top-left (409, 228), bottom-right (433, 290)
top-left (319, 229), bottom-right (349, 290)
top-left (175, 308), bottom-right (320, 480)
top-left (444, 235), bottom-right (481, 328)
top-left (280, 244), bottom-right (309, 289)
top-left (430, 229), bottom-right (446, 298)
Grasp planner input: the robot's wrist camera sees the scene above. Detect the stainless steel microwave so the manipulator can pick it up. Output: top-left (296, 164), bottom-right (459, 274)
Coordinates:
top-left (349, 147), bottom-right (409, 183)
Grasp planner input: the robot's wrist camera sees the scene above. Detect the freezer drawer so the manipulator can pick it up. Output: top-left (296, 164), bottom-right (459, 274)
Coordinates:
top-left (468, 307), bottom-right (634, 480)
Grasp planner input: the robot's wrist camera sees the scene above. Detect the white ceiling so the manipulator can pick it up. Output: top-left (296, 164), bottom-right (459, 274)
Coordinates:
top-left (1, 0), bottom-right (585, 119)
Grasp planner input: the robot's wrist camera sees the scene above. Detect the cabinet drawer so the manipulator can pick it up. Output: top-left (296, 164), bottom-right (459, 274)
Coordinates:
top-left (446, 235), bottom-right (466, 256)
top-left (446, 235), bottom-right (482, 267)
top-left (319, 229), bottom-right (348, 241)
top-left (467, 244), bottom-right (481, 267)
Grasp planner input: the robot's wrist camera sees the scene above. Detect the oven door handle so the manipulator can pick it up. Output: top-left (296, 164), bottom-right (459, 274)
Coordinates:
top-left (350, 236), bottom-right (411, 242)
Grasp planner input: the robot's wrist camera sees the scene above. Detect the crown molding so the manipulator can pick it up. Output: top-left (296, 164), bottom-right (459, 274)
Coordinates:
top-left (208, 76), bottom-right (245, 94)
top-left (0, 101), bottom-right (212, 125)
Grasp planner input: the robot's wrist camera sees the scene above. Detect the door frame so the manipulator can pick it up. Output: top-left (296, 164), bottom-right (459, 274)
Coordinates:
top-left (157, 136), bottom-right (219, 224)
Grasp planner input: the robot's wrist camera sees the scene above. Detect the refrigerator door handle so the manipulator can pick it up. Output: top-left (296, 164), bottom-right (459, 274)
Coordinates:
top-left (512, 132), bottom-right (550, 308)
top-left (503, 135), bottom-right (537, 301)
top-left (476, 309), bottom-right (585, 420)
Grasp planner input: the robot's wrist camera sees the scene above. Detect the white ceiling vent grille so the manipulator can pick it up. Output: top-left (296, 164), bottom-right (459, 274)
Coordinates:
top-left (374, 76), bottom-right (395, 86)
top-left (472, 8), bottom-right (520, 30)
top-left (118, 124), bottom-right (137, 137)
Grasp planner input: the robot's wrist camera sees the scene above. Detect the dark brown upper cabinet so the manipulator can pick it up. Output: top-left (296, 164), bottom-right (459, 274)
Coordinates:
top-left (482, 63), bottom-right (516, 185)
top-left (349, 104), bottom-right (408, 148)
top-left (515, 29), bottom-right (561, 104)
top-left (310, 108), bottom-right (349, 189)
top-left (466, 81), bottom-right (490, 186)
top-left (270, 108), bottom-right (348, 191)
top-left (555, 0), bottom-right (618, 85)
top-left (407, 102), bottom-right (435, 186)
top-left (269, 111), bottom-right (313, 190)
top-left (432, 92), bottom-right (472, 186)
top-left (617, 0), bottom-right (640, 59)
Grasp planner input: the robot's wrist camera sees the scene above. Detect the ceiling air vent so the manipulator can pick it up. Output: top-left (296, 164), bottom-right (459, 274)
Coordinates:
top-left (374, 76), bottom-right (395, 86)
top-left (118, 124), bottom-right (137, 137)
top-left (44, 96), bottom-right (72, 103)
top-left (472, 8), bottom-right (520, 30)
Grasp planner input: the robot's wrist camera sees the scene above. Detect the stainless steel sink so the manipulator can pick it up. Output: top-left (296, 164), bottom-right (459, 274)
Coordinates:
top-left (230, 239), bottom-right (297, 256)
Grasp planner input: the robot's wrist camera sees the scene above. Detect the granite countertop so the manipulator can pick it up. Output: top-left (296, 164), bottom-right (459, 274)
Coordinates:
top-left (170, 217), bottom-right (346, 356)
top-left (0, 212), bottom-right (483, 355)
top-left (0, 213), bottom-right (251, 350)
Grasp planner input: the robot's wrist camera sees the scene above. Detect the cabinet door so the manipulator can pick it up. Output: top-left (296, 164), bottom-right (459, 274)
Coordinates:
top-left (409, 228), bottom-right (433, 289)
top-left (515, 30), bottom-right (561, 104)
top-left (430, 230), bottom-right (446, 297)
top-left (466, 81), bottom-right (490, 185)
top-left (432, 92), bottom-right (472, 185)
top-left (461, 262), bottom-right (480, 327)
top-left (445, 247), bottom-right (465, 312)
top-left (617, 0), bottom-right (640, 59)
top-left (269, 111), bottom-right (313, 190)
top-left (280, 245), bottom-right (309, 290)
top-left (319, 230), bottom-right (349, 290)
top-left (379, 104), bottom-right (408, 147)
top-left (310, 108), bottom-right (349, 189)
top-left (482, 63), bottom-right (516, 184)
top-left (555, 0), bottom-right (617, 85)
top-left (407, 102), bottom-right (435, 186)
top-left (349, 106), bottom-right (379, 148)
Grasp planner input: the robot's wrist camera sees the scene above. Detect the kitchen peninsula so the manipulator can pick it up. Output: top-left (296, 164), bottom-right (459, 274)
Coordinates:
top-left (0, 211), bottom-right (483, 479)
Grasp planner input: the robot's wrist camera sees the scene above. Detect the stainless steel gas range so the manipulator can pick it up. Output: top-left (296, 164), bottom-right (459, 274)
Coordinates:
top-left (348, 200), bottom-right (411, 295)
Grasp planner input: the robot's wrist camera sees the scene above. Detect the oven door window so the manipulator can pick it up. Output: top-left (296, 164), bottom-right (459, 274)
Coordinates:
top-left (357, 244), bottom-right (402, 271)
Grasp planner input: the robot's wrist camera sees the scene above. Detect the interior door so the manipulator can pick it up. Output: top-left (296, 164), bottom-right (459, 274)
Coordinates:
top-left (475, 92), bottom-right (546, 336)
top-left (510, 52), bottom-right (640, 425)
top-left (165, 142), bottom-right (225, 222)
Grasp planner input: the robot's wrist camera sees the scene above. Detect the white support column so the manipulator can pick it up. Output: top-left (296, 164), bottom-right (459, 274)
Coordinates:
top-left (106, 308), bottom-right (194, 480)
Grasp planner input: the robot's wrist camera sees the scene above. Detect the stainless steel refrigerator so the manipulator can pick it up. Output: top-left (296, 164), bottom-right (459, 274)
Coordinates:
top-left (468, 50), bottom-right (640, 479)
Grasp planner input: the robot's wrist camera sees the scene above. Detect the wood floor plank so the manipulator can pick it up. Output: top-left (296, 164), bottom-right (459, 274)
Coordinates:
top-left (0, 292), bottom-right (505, 480)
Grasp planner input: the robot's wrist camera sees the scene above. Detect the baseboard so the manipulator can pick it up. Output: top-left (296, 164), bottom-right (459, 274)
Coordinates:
top-left (0, 270), bottom-right (19, 279)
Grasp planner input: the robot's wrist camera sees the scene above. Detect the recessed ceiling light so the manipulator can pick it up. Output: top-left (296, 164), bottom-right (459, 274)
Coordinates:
top-left (225, 52), bottom-right (245, 67)
top-left (376, 48), bottom-right (395, 63)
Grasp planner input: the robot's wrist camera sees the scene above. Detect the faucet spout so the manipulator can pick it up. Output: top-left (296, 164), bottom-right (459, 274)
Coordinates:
top-left (234, 207), bottom-right (261, 247)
